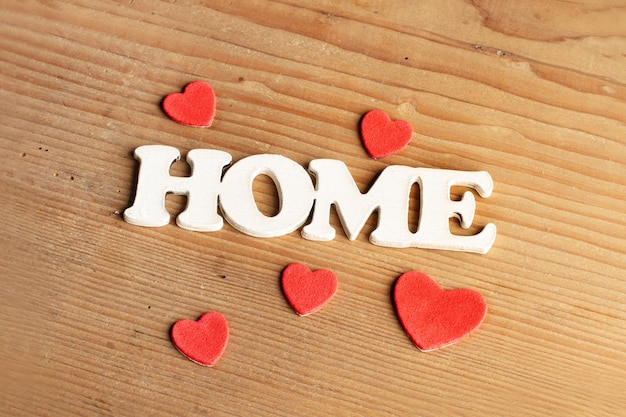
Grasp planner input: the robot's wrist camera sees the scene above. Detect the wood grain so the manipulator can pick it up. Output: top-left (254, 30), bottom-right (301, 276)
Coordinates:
top-left (1, 1), bottom-right (625, 416)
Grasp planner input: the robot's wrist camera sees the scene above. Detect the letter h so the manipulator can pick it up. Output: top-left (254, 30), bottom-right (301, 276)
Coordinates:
top-left (124, 145), bottom-right (231, 231)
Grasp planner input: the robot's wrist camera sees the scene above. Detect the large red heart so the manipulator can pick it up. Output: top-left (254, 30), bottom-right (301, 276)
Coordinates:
top-left (360, 109), bottom-right (413, 159)
top-left (170, 312), bottom-right (229, 366)
top-left (162, 81), bottom-right (216, 127)
top-left (393, 271), bottom-right (487, 351)
top-left (281, 263), bottom-right (338, 316)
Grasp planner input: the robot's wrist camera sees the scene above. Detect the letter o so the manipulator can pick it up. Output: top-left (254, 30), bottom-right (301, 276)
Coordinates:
top-left (219, 154), bottom-right (315, 238)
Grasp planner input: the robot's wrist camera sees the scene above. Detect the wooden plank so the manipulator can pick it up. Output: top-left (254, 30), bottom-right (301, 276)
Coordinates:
top-left (1, 1), bottom-right (625, 416)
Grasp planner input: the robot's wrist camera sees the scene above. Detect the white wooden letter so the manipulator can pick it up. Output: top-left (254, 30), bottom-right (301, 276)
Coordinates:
top-left (219, 154), bottom-right (316, 238)
top-left (303, 160), bottom-right (414, 243)
top-left (123, 145), bottom-right (231, 231)
top-left (409, 169), bottom-right (496, 254)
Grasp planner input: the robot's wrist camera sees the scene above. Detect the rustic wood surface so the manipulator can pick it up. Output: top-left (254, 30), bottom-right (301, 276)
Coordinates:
top-left (1, 1), bottom-right (625, 416)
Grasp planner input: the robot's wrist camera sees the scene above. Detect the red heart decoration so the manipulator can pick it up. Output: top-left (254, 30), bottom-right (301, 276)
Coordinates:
top-left (360, 109), bottom-right (413, 159)
top-left (162, 81), bottom-right (216, 127)
top-left (170, 312), bottom-right (229, 366)
top-left (393, 271), bottom-right (486, 351)
top-left (281, 263), bottom-right (338, 316)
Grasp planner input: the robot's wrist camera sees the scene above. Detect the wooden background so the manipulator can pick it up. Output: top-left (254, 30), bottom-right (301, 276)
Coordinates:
top-left (1, 1), bottom-right (625, 416)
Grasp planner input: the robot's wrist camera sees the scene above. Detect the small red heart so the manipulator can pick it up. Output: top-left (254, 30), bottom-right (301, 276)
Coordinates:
top-left (360, 109), bottom-right (413, 159)
top-left (393, 271), bottom-right (487, 351)
top-left (162, 81), bottom-right (216, 127)
top-left (170, 312), bottom-right (229, 366)
top-left (281, 263), bottom-right (338, 316)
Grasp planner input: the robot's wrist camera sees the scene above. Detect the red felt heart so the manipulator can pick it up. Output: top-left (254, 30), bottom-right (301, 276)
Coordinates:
top-left (360, 109), bottom-right (413, 159)
top-left (162, 81), bottom-right (216, 127)
top-left (170, 312), bottom-right (229, 366)
top-left (281, 263), bottom-right (338, 316)
top-left (393, 271), bottom-right (486, 351)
